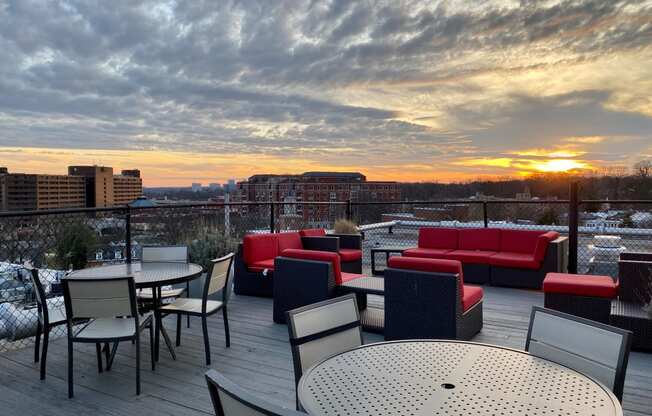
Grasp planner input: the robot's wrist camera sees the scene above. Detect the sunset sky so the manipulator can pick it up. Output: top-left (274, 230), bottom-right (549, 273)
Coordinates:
top-left (1, 0), bottom-right (651, 186)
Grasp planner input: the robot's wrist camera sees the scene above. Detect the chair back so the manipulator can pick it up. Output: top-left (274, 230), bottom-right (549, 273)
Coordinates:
top-left (286, 294), bottom-right (362, 386)
top-left (206, 370), bottom-right (301, 416)
top-left (27, 266), bottom-right (48, 323)
top-left (526, 306), bottom-right (632, 401)
top-left (142, 245), bottom-right (188, 263)
top-left (204, 253), bottom-right (235, 303)
top-left (63, 277), bottom-right (137, 321)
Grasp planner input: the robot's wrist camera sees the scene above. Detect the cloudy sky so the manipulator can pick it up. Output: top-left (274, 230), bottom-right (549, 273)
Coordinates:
top-left (1, 0), bottom-right (651, 185)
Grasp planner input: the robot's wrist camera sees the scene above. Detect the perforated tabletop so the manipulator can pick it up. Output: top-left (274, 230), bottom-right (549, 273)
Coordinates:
top-left (298, 340), bottom-right (622, 416)
top-left (66, 262), bottom-right (203, 288)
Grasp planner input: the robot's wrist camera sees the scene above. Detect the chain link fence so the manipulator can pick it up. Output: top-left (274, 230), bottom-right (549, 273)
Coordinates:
top-left (0, 199), bottom-right (651, 352)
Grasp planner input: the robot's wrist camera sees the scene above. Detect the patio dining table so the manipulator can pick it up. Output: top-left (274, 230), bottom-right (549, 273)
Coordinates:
top-left (65, 261), bottom-right (203, 361)
top-left (298, 340), bottom-right (622, 416)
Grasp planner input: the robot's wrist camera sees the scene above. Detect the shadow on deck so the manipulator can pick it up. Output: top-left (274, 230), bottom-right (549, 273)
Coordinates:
top-left (0, 287), bottom-right (651, 415)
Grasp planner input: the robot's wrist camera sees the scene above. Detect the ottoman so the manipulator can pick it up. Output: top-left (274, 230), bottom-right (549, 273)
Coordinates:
top-left (543, 272), bottom-right (618, 324)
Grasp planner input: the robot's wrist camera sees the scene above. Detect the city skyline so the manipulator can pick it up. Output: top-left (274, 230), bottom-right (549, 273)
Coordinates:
top-left (1, 1), bottom-right (651, 186)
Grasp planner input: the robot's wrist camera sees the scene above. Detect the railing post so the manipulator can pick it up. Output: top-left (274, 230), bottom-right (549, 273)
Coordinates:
top-left (346, 199), bottom-right (352, 220)
top-left (125, 205), bottom-right (132, 264)
top-left (568, 182), bottom-right (579, 274)
top-left (483, 201), bottom-right (488, 228)
top-left (269, 201), bottom-right (275, 233)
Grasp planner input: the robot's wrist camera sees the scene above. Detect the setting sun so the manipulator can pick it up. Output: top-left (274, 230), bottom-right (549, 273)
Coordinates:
top-left (532, 159), bottom-right (589, 173)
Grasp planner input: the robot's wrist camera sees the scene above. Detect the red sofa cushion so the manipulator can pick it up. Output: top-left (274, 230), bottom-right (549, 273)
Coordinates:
top-left (543, 273), bottom-right (618, 298)
top-left (534, 231), bottom-right (560, 262)
top-left (418, 227), bottom-right (458, 250)
top-left (243, 234), bottom-right (278, 265)
top-left (499, 230), bottom-right (542, 254)
top-left (402, 248), bottom-right (453, 259)
top-left (341, 272), bottom-right (365, 283)
top-left (277, 232), bottom-right (303, 252)
top-left (458, 228), bottom-right (501, 251)
top-left (280, 248), bottom-right (343, 284)
top-left (248, 259), bottom-right (275, 272)
top-left (489, 252), bottom-right (540, 269)
top-left (462, 285), bottom-right (484, 312)
top-left (299, 228), bottom-right (326, 237)
top-left (388, 257), bottom-right (464, 286)
top-left (338, 248), bottom-right (362, 262)
top-left (441, 250), bottom-right (497, 264)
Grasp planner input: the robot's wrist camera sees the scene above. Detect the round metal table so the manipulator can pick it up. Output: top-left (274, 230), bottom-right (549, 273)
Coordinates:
top-left (298, 340), bottom-right (622, 416)
top-left (66, 262), bottom-right (203, 361)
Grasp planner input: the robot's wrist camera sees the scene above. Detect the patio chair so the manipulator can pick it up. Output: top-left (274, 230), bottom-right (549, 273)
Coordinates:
top-left (286, 294), bottom-right (362, 408)
top-left (159, 253), bottom-right (234, 365)
top-left (525, 306), bottom-right (632, 401)
top-left (29, 266), bottom-right (68, 380)
top-left (205, 369), bottom-right (303, 416)
top-left (138, 245), bottom-right (190, 326)
top-left (62, 276), bottom-right (155, 398)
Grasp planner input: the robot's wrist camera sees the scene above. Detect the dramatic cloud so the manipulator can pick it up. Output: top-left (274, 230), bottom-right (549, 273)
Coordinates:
top-left (0, 0), bottom-right (651, 184)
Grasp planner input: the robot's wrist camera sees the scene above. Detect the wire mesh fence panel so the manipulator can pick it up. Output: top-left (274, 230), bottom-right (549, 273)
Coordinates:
top-left (0, 208), bottom-right (126, 351)
top-left (275, 202), bottom-right (348, 232)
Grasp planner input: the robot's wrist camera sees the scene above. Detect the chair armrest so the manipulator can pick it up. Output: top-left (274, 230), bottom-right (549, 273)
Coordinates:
top-left (618, 259), bottom-right (652, 303)
top-left (620, 252), bottom-right (652, 262)
top-left (301, 236), bottom-right (339, 252)
top-left (329, 233), bottom-right (362, 250)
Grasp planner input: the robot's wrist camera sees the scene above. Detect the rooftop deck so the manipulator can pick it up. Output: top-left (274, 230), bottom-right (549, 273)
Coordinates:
top-left (1, 287), bottom-right (651, 416)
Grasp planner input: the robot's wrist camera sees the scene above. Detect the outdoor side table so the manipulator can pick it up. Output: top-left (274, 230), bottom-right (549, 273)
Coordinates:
top-left (610, 300), bottom-right (652, 351)
top-left (298, 340), bottom-right (622, 416)
top-left (339, 276), bottom-right (385, 333)
top-left (370, 247), bottom-right (404, 275)
top-left (66, 261), bottom-right (203, 361)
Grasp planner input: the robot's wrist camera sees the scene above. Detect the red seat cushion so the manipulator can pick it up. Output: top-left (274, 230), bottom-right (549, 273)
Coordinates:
top-left (341, 272), bottom-right (365, 283)
top-left (440, 250), bottom-right (497, 264)
top-left (462, 285), bottom-right (484, 311)
top-left (280, 248), bottom-right (343, 284)
top-left (458, 228), bottom-right (501, 251)
top-left (402, 248), bottom-right (453, 259)
top-left (534, 231), bottom-right (560, 262)
top-left (248, 259), bottom-right (275, 272)
top-left (243, 234), bottom-right (278, 265)
top-left (338, 248), bottom-right (362, 262)
top-left (543, 273), bottom-right (618, 298)
top-left (277, 232), bottom-right (303, 252)
top-left (500, 230), bottom-right (542, 254)
top-left (388, 257), bottom-right (464, 285)
top-left (299, 228), bottom-right (326, 237)
top-left (418, 227), bottom-right (458, 250)
top-left (489, 252), bottom-right (540, 270)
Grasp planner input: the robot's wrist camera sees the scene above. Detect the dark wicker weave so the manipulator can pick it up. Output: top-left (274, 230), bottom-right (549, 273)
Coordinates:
top-left (461, 263), bottom-right (491, 284)
top-left (384, 268), bottom-right (482, 340)
top-left (610, 300), bottom-right (652, 351)
top-left (545, 292), bottom-right (612, 324)
top-left (331, 233), bottom-right (363, 274)
top-left (618, 252), bottom-right (652, 304)
top-left (233, 244), bottom-right (274, 298)
top-left (491, 236), bottom-right (568, 289)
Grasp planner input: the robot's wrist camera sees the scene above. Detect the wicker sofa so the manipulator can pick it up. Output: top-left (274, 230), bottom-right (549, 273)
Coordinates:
top-left (384, 256), bottom-right (483, 340)
top-left (299, 229), bottom-right (363, 273)
top-left (402, 227), bottom-right (568, 289)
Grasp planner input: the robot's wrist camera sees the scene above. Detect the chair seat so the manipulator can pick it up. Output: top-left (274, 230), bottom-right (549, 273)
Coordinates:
top-left (462, 285), bottom-right (484, 312)
top-left (138, 287), bottom-right (186, 299)
top-left (339, 249), bottom-right (362, 262)
top-left (402, 247), bottom-right (453, 259)
top-left (248, 259), bottom-right (276, 273)
top-left (47, 307), bottom-right (67, 325)
top-left (74, 314), bottom-right (152, 340)
top-left (543, 273), bottom-right (618, 298)
top-left (440, 250), bottom-right (497, 264)
top-left (489, 252), bottom-right (540, 270)
top-left (160, 298), bottom-right (223, 315)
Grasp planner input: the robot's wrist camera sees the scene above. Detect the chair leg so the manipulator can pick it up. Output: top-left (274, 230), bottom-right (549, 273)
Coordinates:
top-left (149, 321), bottom-right (155, 371)
top-left (39, 327), bottom-right (49, 380)
top-left (202, 315), bottom-right (210, 366)
top-left (67, 337), bottom-right (74, 398)
top-left (223, 307), bottom-right (230, 348)
top-left (176, 314), bottom-right (181, 347)
top-left (186, 281), bottom-right (191, 329)
top-left (95, 343), bottom-right (103, 373)
top-left (34, 320), bottom-right (42, 363)
top-left (135, 333), bottom-right (141, 396)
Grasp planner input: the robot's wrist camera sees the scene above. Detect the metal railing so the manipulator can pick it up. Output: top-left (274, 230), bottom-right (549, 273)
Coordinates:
top-left (1, 188), bottom-right (651, 352)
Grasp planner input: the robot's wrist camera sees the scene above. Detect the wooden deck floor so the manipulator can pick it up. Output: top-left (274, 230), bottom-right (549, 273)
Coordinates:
top-left (1, 287), bottom-right (651, 416)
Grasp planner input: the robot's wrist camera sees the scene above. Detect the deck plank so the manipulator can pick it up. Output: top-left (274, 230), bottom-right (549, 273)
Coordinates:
top-left (0, 285), bottom-right (650, 415)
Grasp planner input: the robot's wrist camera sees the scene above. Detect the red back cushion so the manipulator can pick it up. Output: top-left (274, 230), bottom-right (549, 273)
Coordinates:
top-left (534, 231), bottom-right (560, 262)
top-left (500, 230), bottom-right (543, 254)
top-left (243, 234), bottom-right (278, 265)
top-left (277, 232), bottom-right (303, 252)
top-left (418, 228), bottom-right (458, 250)
top-left (280, 248), bottom-right (342, 284)
top-left (388, 257), bottom-right (464, 287)
top-left (299, 228), bottom-right (326, 237)
top-left (458, 228), bottom-right (501, 251)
